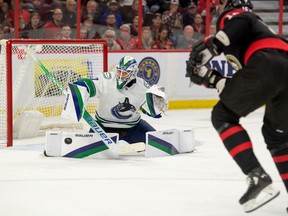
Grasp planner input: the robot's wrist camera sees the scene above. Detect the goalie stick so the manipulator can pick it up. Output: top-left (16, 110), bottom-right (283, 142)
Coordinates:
top-left (26, 45), bottom-right (145, 154)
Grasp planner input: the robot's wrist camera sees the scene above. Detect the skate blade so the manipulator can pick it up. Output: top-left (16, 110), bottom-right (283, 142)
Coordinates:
top-left (242, 185), bottom-right (280, 213)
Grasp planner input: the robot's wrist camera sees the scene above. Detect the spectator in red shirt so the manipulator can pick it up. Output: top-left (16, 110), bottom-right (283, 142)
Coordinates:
top-left (154, 25), bottom-right (174, 49)
top-left (42, 8), bottom-right (64, 39)
top-left (116, 24), bottom-right (137, 50)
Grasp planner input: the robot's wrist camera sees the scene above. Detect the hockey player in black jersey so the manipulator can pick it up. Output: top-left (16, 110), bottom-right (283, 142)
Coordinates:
top-left (186, 0), bottom-right (288, 213)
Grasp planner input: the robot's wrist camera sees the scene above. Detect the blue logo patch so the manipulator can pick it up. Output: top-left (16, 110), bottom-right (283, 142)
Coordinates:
top-left (137, 57), bottom-right (160, 85)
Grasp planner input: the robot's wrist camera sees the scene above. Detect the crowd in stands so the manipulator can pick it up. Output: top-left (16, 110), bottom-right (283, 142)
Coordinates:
top-left (0, 0), bottom-right (222, 50)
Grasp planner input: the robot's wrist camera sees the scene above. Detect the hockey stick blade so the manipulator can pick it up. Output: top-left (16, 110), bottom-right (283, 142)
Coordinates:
top-left (119, 142), bottom-right (146, 154)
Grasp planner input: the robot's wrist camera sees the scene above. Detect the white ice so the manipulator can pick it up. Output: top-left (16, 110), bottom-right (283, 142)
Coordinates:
top-left (0, 108), bottom-right (286, 216)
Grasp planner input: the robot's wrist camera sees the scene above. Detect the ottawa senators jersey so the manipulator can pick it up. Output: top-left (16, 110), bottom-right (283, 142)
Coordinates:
top-left (215, 9), bottom-right (288, 70)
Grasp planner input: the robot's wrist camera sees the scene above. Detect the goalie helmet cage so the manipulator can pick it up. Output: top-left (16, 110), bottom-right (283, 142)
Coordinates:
top-left (0, 39), bottom-right (108, 147)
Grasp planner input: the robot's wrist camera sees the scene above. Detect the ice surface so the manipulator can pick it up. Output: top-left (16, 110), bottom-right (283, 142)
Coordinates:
top-left (0, 108), bottom-right (286, 216)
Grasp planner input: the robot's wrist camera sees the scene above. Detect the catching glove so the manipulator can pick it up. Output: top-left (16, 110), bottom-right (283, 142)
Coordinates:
top-left (141, 86), bottom-right (168, 118)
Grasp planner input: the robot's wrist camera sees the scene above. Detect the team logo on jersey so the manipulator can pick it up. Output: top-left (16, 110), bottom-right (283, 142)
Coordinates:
top-left (111, 98), bottom-right (136, 119)
top-left (226, 54), bottom-right (242, 71)
top-left (137, 57), bottom-right (160, 85)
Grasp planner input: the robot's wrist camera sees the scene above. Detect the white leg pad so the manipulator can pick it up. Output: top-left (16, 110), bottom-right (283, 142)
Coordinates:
top-left (45, 131), bottom-right (119, 159)
top-left (179, 129), bottom-right (195, 153)
top-left (145, 128), bottom-right (195, 157)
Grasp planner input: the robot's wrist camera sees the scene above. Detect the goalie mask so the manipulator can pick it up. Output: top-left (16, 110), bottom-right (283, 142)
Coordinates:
top-left (222, 0), bottom-right (253, 11)
top-left (116, 56), bottom-right (138, 89)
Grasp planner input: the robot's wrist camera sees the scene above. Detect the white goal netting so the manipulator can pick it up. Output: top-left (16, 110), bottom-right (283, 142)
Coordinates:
top-left (0, 39), bottom-right (107, 146)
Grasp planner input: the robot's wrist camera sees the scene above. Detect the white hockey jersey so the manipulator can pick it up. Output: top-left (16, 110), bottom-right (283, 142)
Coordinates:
top-left (80, 72), bottom-right (150, 128)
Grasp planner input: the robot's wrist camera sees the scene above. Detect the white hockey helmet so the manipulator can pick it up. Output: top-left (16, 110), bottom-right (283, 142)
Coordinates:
top-left (116, 56), bottom-right (138, 89)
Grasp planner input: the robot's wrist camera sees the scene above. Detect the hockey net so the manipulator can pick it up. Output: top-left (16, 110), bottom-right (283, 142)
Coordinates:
top-left (0, 39), bottom-right (108, 147)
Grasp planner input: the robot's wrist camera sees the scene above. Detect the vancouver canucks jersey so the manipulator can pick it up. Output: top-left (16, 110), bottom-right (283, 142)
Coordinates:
top-left (89, 72), bottom-right (150, 128)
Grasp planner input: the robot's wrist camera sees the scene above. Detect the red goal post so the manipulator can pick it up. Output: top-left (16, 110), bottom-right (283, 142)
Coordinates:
top-left (0, 39), bottom-right (108, 147)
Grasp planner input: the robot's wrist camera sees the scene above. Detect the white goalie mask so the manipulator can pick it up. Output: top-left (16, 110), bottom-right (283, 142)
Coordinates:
top-left (116, 56), bottom-right (138, 89)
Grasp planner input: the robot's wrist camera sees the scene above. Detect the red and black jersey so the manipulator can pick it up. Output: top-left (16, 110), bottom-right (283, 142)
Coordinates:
top-left (215, 9), bottom-right (288, 68)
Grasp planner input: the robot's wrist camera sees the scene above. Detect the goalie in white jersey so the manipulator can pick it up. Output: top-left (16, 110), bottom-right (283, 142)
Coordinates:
top-left (67, 56), bottom-right (168, 144)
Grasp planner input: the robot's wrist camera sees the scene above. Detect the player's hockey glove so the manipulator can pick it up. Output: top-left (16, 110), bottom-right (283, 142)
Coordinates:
top-left (141, 86), bottom-right (168, 118)
top-left (189, 36), bottom-right (219, 68)
top-left (186, 64), bottom-right (223, 89)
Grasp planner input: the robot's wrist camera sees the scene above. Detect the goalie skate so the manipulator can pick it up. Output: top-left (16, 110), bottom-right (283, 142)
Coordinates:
top-left (239, 167), bottom-right (280, 213)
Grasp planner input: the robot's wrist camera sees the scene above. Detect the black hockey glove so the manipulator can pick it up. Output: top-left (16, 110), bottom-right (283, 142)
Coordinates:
top-left (186, 62), bottom-right (223, 88)
top-left (189, 36), bottom-right (219, 68)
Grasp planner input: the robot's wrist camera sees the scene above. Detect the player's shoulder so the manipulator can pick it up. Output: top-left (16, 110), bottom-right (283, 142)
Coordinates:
top-left (136, 76), bottom-right (150, 89)
top-left (218, 9), bottom-right (257, 29)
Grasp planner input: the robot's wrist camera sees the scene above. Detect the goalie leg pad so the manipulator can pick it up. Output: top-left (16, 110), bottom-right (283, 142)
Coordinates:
top-left (45, 131), bottom-right (119, 159)
top-left (145, 128), bottom-right (195, 157)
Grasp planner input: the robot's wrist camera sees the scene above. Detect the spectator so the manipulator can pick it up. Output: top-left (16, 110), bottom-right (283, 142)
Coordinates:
top-left (97, 12), bottom-right (119, 36)
top-left (102, 29), bottom-right (121, 50)
top-left (81, 14), bottom-right (99, 39)
top-left (209, 22), bottom-right (216, 35)
top-left (182, 2), bottom-right (197, 27)
top-left (154, 25), bottom-right (174, 49)
top-left (116, 24), bottom-right (137, 50)
top-left (18, 11), bottom-right (30, 31)
top-left (158, 0), bottom-right (170, 13)
top-left (211, 5), bottom-right (224, 24)
top-left (192, 13), bottom-right (205, 39)
top-left (81, 0), bottom-right (102, 24)
top-left (161, 0), bottom-right (183, 30)
top-left (80, 26), bottom-right (89, 39)
top-left (21, 11), bottom-right (44, 38)
top-left (147, 0), bottom-right (160, 13)
top-left (197, 0), bottom-right (219, 18)
top-left (97, 0), bottom-right (109, 13)
top-left (150, 13), bottom-right (162, 39)
top-left (120, 0), bottom-right (142, 24)
top-left (26, 0), bottom-right (52, 21)
top-left (101, 0), bottom-right (123, 27)
top-left (1, 0), bottom-right (11, 28)
top-left (0, 0), bottom-right (6, 24)
top-left (175, 25), bottom-right (198, 49)
top-left (62, 0), bottom-right (77, 28)
top-left (61, 24), bottom-right (73, 39)
top-left (141, 26), bottom-right (158, 49)
top-left (129, 14), bottom-right (139, 36)
top-left (42, 7), bottom-right (64, 39)
top-left (6, 0), bottom-right (30, 28)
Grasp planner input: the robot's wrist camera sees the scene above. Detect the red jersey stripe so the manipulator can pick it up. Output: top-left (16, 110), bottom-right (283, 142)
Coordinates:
top-left (244, 38), bottom-right (288, 64)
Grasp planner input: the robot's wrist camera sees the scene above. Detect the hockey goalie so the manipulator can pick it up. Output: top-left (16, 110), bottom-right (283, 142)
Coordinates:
top-left (45, 56), bottom-right (194, 158)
